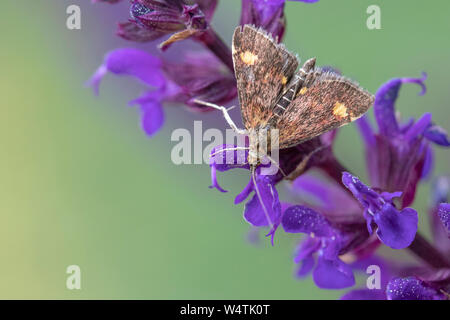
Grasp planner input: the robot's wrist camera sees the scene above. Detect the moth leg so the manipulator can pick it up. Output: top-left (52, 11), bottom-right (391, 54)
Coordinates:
top-left (193, 99), bottom-right (246, 135)
top-left (209, 147), bottom-right (249, 158)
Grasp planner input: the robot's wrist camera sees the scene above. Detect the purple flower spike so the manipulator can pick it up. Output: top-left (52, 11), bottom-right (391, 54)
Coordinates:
top-left (356, 73), bottom-right (449, 208)
top-left (437, 203), bottom-right (450, 236)
top-left (342, 172), bottom-right (418, 249)
top-left (386, 277), bottom-right (445, 300)
top-left (424, 124), bottom-right (450, 146)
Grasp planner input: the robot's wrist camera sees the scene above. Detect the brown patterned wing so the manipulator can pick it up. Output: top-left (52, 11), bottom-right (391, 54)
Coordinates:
top-left (275, 69), bottom-right (374, 149)
top-left (232, 25), bottom-right (299, 130)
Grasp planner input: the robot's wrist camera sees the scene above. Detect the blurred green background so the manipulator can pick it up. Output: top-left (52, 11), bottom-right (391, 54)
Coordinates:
top-left (0, 0), bottom-right (448, 299)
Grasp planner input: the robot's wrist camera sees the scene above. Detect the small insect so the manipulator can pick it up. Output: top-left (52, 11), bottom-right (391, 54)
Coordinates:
top-left (195, 25), bottom-right (374, 227)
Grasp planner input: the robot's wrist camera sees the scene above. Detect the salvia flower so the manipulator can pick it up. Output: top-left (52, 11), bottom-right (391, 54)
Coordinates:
top-left (240, 0), bottom-right (318, 41)
top-left (386, 276), bottom-right (446, 300)
top-left (341, 174), bottom-right (450, 299)
top-left (343, 265), bottom-right (449, 300)
top-left (281, 205), bottom-right (356, 289)
top-left (342, 172), bottom-right (418, 249)
top-left (88, 48), bottom-right (236, 136)
top-left (209, 131), bottom-right (341, 243)
top-left (118, 0), bottom-right (219, 51)
top-left (356, 74), bottom-right (450, 207)
top-left (290, 173), bottom-right (379, 260)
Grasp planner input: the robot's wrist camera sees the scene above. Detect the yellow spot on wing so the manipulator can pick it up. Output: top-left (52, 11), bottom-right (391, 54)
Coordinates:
top-left (299, 87), bottom-right (308, 95)
top-left (333, 102), bottom-right (348, 119)
top-left (240, 51), bottom-right (258, 65)
top-left (281, 76), bottom-right (288, 85)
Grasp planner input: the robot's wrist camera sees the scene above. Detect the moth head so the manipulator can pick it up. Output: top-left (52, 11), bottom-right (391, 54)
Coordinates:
top-left (247, 126), bottom-right (272, 167)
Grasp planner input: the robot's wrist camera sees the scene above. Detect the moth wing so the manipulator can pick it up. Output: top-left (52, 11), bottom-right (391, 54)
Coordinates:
top-left (232, 25), bottom-right (299, 130)
top-left (275, 70), bottom-right (374, 149)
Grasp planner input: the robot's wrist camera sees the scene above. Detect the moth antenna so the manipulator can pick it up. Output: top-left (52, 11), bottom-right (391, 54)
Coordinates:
top-left (192, 99), bottom-right (246, 135)
top-left (209, 147), bottom-right (249, 158)
top-left (264, 155), bottom-right (287, 177)
top-left (285, 145), bottom-right (327, 181)
top-left (251, 166), bottom-right (274, 228)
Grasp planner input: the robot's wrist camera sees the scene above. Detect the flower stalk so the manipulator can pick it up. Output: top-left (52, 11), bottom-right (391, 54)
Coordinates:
top-left (408, 233), bottom-right (450, 269)
top-left (196, 28), bottom-right (234, 72)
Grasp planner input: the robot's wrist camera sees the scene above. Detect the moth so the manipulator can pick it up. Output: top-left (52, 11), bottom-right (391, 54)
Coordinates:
top-left (194, 25), bottom-right (374, 225)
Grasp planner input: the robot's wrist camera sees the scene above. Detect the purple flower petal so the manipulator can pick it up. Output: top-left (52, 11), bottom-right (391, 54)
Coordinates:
top-left (313, 255), bottom-right (355, 289)
top-left (293, 236), bottom-right (320, 264)
top-left (209, 144), bottom-right (249, 172)
top-left (296, 255), bottom-right (315, 277)
top-left (87, 48), bottom-right (165, 94)
top-left (240, 0), bottom-right (287, 40)
top-left (437, 203), bottom-right (450, 236)
top-left (424, 124), bottom-right (450, 146)
top-left (234, 179), bottom-right (253, 204)
top-left (87, 65), bottom-right (108, 96)
top-left (374, 73), bottom-right (427, 137)
top-left (373, 204), bottom-right (418, 249)
top-left (342, 172), bottom-right (418, 249)
top-left (342, 172), bottom-right (379, 208)
top-left (139, 100), bottom-right (164, 136)
top-left (386, 277), bottom-right (444, 300)
top-left (209, 144), bottom-right (249, 192)
top-left (244, 175), bottom-right (281, 227)
top-left (196, 0), bottom-right (218, 22)
top-left (292, 174), bottom-right (364, 224)
top-left (420, 144), bottom-right (434, 179)
top-left (356, 115), bottom-right (376, 147)
top-left (281, 205), bottom-right (333, 237)
top-left (403, 112), bottom-right (432, 142)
